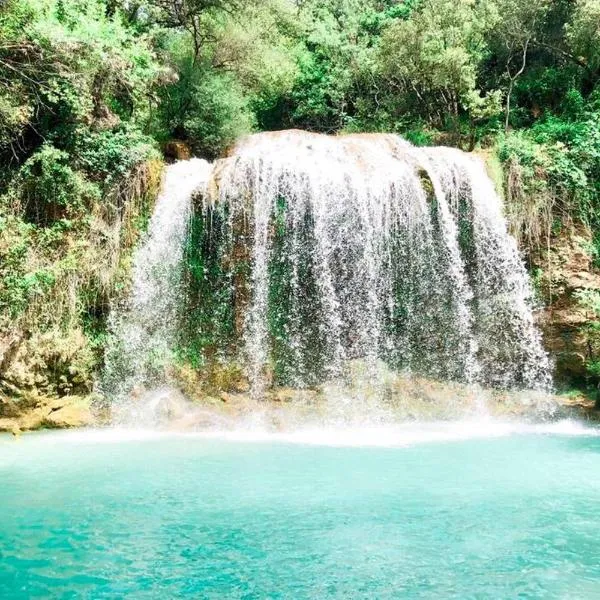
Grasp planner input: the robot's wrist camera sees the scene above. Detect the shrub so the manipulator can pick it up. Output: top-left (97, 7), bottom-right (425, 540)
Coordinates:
top-left (9, 145), bottom-right (101, 226)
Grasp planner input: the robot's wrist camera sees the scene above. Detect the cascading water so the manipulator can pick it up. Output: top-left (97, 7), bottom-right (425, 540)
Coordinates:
top-left (200, 131), bottom-right (552, 399)
top-left (422, 148), bottom-right (552, 390)
top-left (101, 158), bottom-right (211, 423)
top-left (101, 131), bottom-right (552, 425)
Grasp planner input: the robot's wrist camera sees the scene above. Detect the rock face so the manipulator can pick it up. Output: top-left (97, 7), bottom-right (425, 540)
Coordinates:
top-left (1, 329), bottom-right (95, 397)
top-left (0, 394), bottom-right (95, 432)
top-left (0, 328), bottom-right (97, 431)
top-left (164, 140), bottom-right (192, 161)
top-left (534, 225), bottom-right (600, 383)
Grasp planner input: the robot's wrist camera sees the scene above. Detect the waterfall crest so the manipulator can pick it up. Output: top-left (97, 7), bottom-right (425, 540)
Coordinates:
top-left (203, 131), bottom-right (551, 394)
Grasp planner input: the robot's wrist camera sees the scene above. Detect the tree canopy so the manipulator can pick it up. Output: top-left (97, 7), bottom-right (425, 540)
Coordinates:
top-left (1, 0), bottom-right (600, 157)
top-left (1, 0), bottom-right (600, 246)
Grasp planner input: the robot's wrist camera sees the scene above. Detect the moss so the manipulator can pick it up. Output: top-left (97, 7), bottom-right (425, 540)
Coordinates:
top-left (176, 201), bottom-right (237, 370)
top-left (417, 168), bottom-right (435, 202)
top-left (479, 149), bottom-right (505, 201)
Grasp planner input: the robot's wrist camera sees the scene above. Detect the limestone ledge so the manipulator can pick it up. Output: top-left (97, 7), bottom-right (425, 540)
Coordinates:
top-left (0, 393), bottom-right (95, 434)
top-left (1, 378), bottom-right (598, 435)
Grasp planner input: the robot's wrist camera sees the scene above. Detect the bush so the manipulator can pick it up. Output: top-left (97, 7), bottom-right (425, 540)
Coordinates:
top-left (183, 72), bottom-right (256, 159)
top-left (496, 102), bottom-right (600, 250)
top-left (73, 127), bottom-right (160, 186)
top-left (9, 145), bottom-right (101, 226)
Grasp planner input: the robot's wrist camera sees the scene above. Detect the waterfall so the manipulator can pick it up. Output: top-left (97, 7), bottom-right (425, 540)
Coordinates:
top-left (100, 131), bottom-right (552, 425)
top-left (202, 131), bottom-right (551, 395)
top-left (101, 158), bottom-right (211, 423)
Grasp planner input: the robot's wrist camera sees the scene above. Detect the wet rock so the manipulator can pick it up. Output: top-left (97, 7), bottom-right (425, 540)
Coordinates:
top-left (267, 388), bottom-right (318, 403)
top-left (164, 140), bottom-right (192, 161)
top-left (0, 395), bottom-right (95, 432)
top-left (43, 398), bottom-right (94, 429)
top-left (0, 418), bottom-right (18, 433)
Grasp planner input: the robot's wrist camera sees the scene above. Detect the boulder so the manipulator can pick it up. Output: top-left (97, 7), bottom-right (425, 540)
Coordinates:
top-left (42, 398), bottom-right (94, 429)
top-left (0, 395), bottom-right (95, 432)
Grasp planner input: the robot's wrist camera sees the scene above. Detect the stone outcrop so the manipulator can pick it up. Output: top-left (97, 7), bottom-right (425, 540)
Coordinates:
top-left (164, 140), bottom-right (192, 161)
top-left (0, 328), bottom-right (95, 396)
top-left (0, 328), bottom-right (97, 432)
top-left (534, 224), bottom-right (600, 383)
top-left (0, 393), bottom-right (95, 433)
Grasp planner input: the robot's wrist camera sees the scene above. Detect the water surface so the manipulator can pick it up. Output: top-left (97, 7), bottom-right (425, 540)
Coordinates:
top-left (1, 422), bottom-right (599, 598)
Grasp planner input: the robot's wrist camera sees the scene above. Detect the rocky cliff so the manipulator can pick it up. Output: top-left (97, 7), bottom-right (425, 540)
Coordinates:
top-left (534, 224), bottom-right (600, 389)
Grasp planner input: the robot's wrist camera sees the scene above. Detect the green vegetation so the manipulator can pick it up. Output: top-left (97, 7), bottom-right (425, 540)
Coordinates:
top-left (2, 0), bottom-right (600, 400)
top-left (575, 288), bottom-right (600, 403)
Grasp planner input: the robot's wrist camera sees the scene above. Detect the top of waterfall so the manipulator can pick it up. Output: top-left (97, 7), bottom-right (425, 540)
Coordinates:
top-left (165, 157), bottom-right (213, 193)
top-left (217, 130), bottom-right (489, 191)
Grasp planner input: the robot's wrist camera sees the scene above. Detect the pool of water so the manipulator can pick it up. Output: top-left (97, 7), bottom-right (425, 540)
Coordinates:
top-left (1, 421), bottom-right (600, 598)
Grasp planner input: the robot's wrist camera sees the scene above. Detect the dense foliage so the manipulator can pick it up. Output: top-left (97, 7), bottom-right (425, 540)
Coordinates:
top-left (2, 0), bottom-right (600, 395)
top-left (3, 0), bottom-right (600, 228)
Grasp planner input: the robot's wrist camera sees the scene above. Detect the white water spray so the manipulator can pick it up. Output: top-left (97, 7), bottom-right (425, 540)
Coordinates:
top-left (102, 132), bottom-right (552, 426)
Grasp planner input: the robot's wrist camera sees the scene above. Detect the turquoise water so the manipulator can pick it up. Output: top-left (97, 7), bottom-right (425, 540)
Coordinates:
top-left (1, 424), bottom-right (600, 598)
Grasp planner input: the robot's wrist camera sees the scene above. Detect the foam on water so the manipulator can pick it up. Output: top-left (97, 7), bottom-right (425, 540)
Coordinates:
top-left (194, 419), bottom-right (600, 448)
top-left (4, 419), bottom-right (597, 451)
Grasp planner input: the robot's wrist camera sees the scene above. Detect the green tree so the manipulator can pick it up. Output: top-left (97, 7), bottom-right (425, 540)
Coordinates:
top-left (377, 0), bottom-right (500, 132)
top-left (565, 0), bottom-right (600, 91)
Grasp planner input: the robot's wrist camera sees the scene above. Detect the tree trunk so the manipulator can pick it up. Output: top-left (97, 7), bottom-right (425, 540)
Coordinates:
top-left (505, 80), bottom-right (513, 133)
